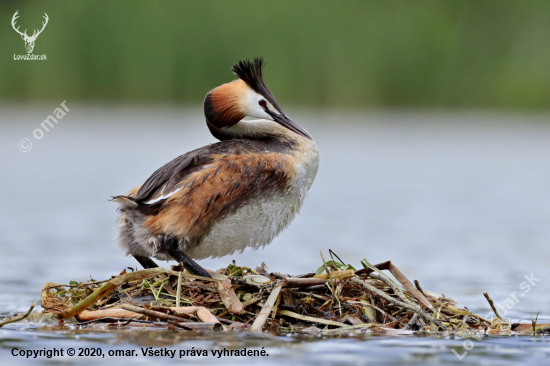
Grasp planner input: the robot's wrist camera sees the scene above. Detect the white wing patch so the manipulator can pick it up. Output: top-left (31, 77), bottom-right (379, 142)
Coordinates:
top-left (144, 186), bottom-right (184, 204)
top-left (144, 165), bottom-right (213, 205)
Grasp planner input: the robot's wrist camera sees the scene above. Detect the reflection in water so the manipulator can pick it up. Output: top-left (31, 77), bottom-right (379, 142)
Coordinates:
top-left (115, 329), bottom-right (287, 348)
top-left (2, 324), bottom-right (550, 365)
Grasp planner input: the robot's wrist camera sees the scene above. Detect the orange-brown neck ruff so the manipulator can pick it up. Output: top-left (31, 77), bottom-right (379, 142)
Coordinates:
top-left (204, 80), bottom-right (247, 140)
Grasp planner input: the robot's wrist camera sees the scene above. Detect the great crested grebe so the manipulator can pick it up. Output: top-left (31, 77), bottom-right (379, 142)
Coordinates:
top-left (112, 58), bottom-right (319, 278)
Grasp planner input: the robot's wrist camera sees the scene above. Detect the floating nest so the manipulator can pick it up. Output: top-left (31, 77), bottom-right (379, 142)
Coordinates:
top-left (4, 252), bottom-right (547, 335)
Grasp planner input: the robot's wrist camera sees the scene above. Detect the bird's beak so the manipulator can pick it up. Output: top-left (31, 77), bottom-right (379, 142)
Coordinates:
top-left (271, 112), bottom-right (311, 139)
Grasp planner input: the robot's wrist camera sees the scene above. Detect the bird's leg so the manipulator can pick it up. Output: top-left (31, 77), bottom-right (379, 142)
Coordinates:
top-left (163, 237), bottom-right (212, 278)
top-left (133, 255), bottom-right (159, 269)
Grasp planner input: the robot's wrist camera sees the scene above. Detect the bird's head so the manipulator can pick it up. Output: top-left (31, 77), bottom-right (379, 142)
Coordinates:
top-left (204, 58), bottom-right (311, 140)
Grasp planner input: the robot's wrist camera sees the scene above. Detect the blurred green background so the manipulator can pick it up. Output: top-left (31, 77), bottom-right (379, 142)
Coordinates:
top-left (2, 0), bottom-right (550, 109)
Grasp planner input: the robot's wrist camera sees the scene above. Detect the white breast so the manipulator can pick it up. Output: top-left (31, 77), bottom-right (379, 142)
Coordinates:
top-left (186, 139), bottom-right (319, 260)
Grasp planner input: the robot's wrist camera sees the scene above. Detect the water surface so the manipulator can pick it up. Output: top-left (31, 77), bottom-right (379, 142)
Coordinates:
top-left (1, 106), bottom-right (549, 364)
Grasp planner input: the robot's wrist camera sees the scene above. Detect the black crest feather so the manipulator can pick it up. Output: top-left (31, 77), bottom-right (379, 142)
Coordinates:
top-left (231, 57), bottom-right (283, 112)
top-left (231, 58), bottom-right (265, 93)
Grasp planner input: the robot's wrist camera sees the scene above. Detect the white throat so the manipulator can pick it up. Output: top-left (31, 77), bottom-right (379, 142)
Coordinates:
top-left (224, 119), bottom-right (291, 139)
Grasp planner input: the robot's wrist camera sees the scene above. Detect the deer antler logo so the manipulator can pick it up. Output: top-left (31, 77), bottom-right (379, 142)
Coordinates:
top-left (12, 11), bottom-right (49, 54)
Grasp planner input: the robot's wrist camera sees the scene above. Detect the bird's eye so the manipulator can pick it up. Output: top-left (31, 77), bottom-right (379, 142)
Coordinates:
top-left (258, 99), bottom-right (267, 107)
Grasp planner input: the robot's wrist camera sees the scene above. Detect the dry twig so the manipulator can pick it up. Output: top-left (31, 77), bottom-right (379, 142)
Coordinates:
top-left (250, 281), bottom-right (283, 332)
top-left (0, 300), bottom-right (38, 328)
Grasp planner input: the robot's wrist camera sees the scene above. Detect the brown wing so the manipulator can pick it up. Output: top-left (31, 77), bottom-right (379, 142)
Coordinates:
top-left (127, 137), bottom-right (297, 221)
top-left (133, 137), bottom-right (296, 205)
top-left (134, 145), bottom-right (212, 203)
top-left (143, 151), bottom-right (295, 245)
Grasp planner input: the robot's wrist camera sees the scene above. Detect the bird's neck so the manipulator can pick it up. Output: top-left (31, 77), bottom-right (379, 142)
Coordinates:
top-left (207, 118), bottom-right (304, 142)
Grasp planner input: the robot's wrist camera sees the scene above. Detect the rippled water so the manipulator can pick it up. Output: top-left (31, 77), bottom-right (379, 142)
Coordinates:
top-left (2, 106), bottom-right (550, 364)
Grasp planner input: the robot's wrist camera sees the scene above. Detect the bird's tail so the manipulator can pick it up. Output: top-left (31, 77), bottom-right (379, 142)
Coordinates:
top-left (109, 195), bottom-right (138, 209)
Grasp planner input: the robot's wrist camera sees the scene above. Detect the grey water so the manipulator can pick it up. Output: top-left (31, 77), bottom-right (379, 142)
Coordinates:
top-left (1, 106), bottom-right (550, 365)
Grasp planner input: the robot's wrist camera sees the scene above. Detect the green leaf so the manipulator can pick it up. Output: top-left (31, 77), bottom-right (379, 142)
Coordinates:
top-left (315, 264), bottom-right (327, 276)
top-left (316, 259), bottom-right (357, 275)
top-left (340, 263), bottom-right (356, 271)
top-left (532, 311), bottom-right (539, 335)
top-left (360, 299), bottom-right (375, 321)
